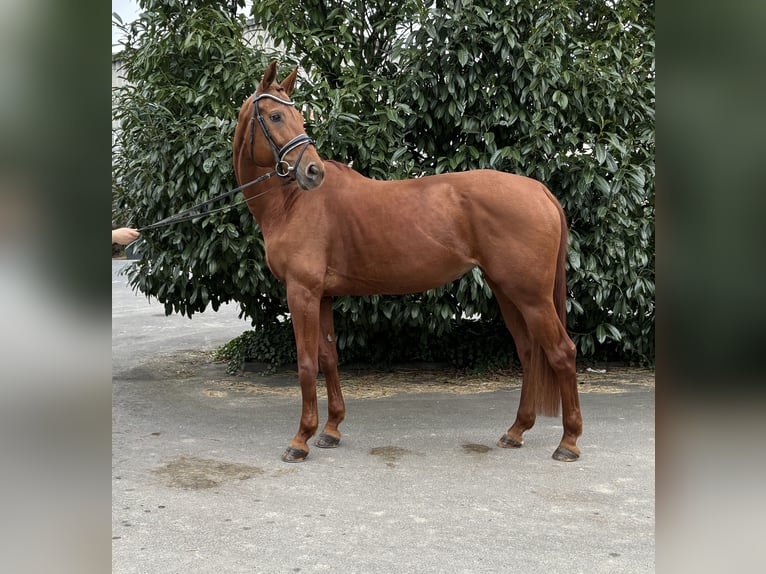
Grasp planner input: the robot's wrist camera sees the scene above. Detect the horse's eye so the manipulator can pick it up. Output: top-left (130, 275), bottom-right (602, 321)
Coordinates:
top-left (269, 112), bottom-right (282, 122)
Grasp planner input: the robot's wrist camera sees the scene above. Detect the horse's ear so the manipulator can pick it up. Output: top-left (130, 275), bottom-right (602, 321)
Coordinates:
top-left (259, 60), bottom-right (279, 93)
top-left (281, 66), bottom-right (299, 96)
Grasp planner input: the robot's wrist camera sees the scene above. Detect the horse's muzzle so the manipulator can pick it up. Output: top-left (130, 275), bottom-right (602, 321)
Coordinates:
top-left (297, 160), bottom-right (325, 190)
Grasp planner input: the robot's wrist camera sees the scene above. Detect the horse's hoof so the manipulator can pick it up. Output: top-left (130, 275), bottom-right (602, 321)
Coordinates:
top-left (315, 433), bottom-right (341, 448)
top-left (552, 445), bottom-right (580, 462)
top-left (497, 434), bottom-right (523, 449)
top-left (281, 446), bottom-right (309, 463)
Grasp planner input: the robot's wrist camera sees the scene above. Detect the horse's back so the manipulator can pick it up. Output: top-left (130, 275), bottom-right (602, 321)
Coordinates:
top-left (321, 164), bottom-right (562, 241)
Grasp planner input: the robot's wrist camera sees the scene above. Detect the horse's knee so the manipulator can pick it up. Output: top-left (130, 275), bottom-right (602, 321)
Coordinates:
top-left (297, 355), bottom-right (318, 375)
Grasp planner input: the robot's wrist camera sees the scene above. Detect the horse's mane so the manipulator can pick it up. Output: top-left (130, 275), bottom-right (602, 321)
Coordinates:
top-left (325, 159), bottom-right (354, 172)
top-left (323, 159), bottom-right (367, 181)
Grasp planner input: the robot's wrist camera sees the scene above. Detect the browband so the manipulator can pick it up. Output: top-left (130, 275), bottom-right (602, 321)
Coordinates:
top-left (252, 93), bottom-right (296, 106)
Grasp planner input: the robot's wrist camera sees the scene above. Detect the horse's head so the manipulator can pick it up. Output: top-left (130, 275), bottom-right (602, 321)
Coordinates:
top-left (245, 61), bottom-right (325, 190)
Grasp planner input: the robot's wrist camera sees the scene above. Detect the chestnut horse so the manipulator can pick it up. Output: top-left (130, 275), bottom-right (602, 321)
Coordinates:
top-left (233, 62), bottom-right (582, 463)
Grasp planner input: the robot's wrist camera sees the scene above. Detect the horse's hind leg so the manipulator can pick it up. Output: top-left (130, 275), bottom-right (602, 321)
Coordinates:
top-left (315, 296), bottom-right (346, 448)
top-left (517, 299), bottom-right (582, 461)
top-left (485, 282), bottom-right (536, 449)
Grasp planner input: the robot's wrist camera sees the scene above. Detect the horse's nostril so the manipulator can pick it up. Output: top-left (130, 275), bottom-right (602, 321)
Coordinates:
top-left (308, 163), bottom-right (319, 176)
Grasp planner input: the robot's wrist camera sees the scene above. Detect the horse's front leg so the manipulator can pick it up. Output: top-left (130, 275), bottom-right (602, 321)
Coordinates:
top-left (282, 283), bottom-right (322, 463)
top-left (315, 296), bottom-right (345, 448)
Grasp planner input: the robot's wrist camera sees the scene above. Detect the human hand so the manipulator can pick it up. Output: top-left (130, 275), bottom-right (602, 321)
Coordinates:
top-left (112, 227), bottom-right (140, 245)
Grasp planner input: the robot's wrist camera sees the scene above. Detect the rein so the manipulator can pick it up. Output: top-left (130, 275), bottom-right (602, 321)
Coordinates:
top-left (135, 172), bottom-right (288, 232)
top-left (134, 91), bottom-right (314, 233)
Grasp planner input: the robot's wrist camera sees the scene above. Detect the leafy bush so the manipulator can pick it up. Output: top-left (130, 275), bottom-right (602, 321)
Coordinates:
top-left (113, 0), bottom-right (654, 369)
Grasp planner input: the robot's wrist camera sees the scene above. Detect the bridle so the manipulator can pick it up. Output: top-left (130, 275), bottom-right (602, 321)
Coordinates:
top-left (249, 92), bottom-right (315, 178)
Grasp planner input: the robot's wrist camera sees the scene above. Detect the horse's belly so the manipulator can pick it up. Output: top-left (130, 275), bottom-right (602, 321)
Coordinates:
top-left (324, 259), bottom-right (475, 296)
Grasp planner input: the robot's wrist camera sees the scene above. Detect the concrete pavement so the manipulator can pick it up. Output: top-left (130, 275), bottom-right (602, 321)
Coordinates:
top-left (112, 260), bottom-right (655, 573)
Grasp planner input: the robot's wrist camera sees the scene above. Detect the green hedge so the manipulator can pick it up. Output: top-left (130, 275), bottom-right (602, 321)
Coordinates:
top-left (113, 0), bottom-right (654, 368)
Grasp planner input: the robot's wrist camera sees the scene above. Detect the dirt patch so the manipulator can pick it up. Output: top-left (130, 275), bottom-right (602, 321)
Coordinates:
top-left (369, 446), bottom-right (413, 467)
top-left (153, 455), bottom-right (263, 489)
top-left (462, 443), bottom-right (492, 454)
top-left (130, 350), bottom-right (654, 399)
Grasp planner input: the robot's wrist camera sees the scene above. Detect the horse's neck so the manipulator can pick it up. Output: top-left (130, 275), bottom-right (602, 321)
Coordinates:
top-left (242, 171), bottom-right (299, 235)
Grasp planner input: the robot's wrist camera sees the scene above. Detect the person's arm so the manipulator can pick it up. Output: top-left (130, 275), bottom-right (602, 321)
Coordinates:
top-left (112, 227), bottom-right (140, 245)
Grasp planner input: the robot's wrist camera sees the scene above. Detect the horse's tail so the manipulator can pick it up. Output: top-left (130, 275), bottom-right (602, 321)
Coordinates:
top-left (553, 199), bottom-right (569, 331)
top-left (530, 190), bottom-right (569, 417)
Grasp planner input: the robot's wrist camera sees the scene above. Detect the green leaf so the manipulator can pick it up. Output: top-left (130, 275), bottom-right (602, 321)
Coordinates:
top-left (569, 250), bottom-right (581, 270)
top-left (594, 174), bottom-right (611, 195)
top-left (458, 49), bottom-right (470, 67)
top-left (594, 144), bottom-right (607, 165)
top-left (552, 90), bottom-right (568, 109)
